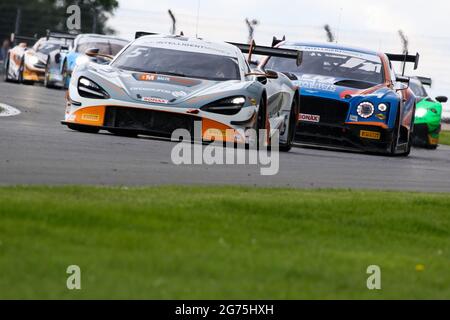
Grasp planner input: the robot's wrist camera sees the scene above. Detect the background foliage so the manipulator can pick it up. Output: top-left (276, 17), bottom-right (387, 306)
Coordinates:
top-left (0, 0), bottom-right (119, 43)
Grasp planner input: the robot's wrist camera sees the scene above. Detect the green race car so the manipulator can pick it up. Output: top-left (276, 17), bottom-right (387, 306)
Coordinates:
top-left (410, 77), bottom-right (448, 149)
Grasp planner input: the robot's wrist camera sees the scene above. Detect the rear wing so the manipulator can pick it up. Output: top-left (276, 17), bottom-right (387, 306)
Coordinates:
top-left (417, 76), bottom-right (432, 87)
top-left (46, 30), bottom-right (77, 42)
top-left (227, 40), bottom-right (303, 66)
top-left (385, 52), bottom-right (420, 75)
top-left (272, 36), bottom-right (286, 48)
top-left (10, 33), bottom-right (38, 46)
top-left (135, 31), bottom-right (159, 39)
top-left (135, 31), bottom-right (186, 39)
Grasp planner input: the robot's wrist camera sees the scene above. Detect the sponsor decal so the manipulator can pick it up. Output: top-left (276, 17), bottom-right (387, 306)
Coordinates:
top-left (296, 74), bottom-right (337, 92)
top-left (142, 96), bottom-right (169, 104)
top-left (293, 46), bottom-right (382, 63)
top-left (360, 130), bottom-right (381, 140)
top-left (375, 114), bottom-right (386, 120)
top-left (130, 87), bottom-right (187, 98)
top-left (299, 113), bottom-right (320, 123)
top-left (139, 74), bottom-right (170, 82)
top-left (350, 115), bottom-right (359, 122)
top-left (81, 114), bottom-right (100, 122)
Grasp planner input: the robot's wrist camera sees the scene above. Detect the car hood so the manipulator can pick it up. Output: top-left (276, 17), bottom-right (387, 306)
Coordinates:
top-left (292, 74), bottom-right (386, 101)
top-left (92, 65), bottom-right (247, 106)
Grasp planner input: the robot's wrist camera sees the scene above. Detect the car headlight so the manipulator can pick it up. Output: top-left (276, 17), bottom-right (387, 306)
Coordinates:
top-left (78, 77), bottom-right (109, 99)
top-left (201, 96), bottom-right (247, 115)
top-left (27, 55), bottom-right (40, 65)
top-left (357, 102), bottom-right (375, 119)
top-left (378, 103), bottom-right (388, 112)
top-left (76, 55), bottom-right (91, 66)
top-left (415, 108), bottom-right (427, 118)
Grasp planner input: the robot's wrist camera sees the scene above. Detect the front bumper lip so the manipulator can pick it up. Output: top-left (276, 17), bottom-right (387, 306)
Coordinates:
top-left (62, 104), bottom-right (253, 143)
top-left (295, 122), bottom-right (394, 152)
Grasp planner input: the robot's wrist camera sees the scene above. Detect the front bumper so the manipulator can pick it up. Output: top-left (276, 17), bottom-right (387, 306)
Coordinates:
top-left (295, 122), bottom-right (394, 153)
top-left (412, 123), bottom-right (440, 147)
top-left (23, 63), bottom-right (45, 82)
top-left (62, 104), bottom-right (253, 143)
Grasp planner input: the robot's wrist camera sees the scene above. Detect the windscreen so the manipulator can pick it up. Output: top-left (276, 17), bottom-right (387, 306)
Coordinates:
top-left (111, 46), bottom-right (241, 81)
top-left (35, 41), bottom-right (62, 55)
top-left (76, 38), bottom-right (128, 56)
top-left (266, 48), bottom-right (384, 85)
top-left (410, 81), bottom-right (428, 98)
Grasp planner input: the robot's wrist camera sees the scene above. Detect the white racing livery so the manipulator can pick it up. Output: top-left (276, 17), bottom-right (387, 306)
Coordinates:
top-left (62, 33), bottom-right (301, 151)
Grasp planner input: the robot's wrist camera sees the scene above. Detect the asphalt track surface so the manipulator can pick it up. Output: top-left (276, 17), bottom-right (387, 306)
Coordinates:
top-left (1, 79), bottom-right (450, 192)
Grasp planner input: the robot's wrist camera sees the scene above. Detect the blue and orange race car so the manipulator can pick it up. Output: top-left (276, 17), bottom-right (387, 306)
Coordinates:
top-left (261, 39), bottom-right (419, 156)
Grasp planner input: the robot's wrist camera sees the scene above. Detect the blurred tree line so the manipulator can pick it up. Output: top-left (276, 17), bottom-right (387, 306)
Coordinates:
top-left (0, 0), bottom-right (119, 43)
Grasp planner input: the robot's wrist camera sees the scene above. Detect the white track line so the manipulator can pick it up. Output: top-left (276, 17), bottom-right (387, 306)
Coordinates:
top-left (0, 103), bottom-right (21, 117)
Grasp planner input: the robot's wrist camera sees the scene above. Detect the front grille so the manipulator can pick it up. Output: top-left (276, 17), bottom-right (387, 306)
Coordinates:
top-left (300, 96), bottom-right (349, 125)
top-left (104, 106), bottom-right (198, 137)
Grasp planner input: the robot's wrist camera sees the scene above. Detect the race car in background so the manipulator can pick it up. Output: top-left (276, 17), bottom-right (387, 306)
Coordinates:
top-left (61, 33), bottom-right (301, 151)
top-left (45, 34), bottom-right (129, 89)
top-left (263, 39), bottom-right (419, 156)
top-left (410, 77), bottom-right (447, 149)
top-left (3, 33), bottom-right (67, 84)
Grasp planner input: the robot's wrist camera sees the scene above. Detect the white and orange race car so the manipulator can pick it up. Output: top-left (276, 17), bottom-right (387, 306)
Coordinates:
top-left (3, 33), bottom-right (71, 84)
top-left (62, 33), bottom-right (302, 150)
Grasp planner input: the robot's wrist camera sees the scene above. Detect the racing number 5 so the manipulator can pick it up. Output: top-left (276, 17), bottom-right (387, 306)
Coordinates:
top-left (127, 47), bottom-right (148, 58)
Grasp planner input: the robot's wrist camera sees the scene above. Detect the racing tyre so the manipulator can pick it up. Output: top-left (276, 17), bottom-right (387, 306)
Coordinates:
top-left (44, 60), bottom-right (52, 88)
top-left (18, 59), bottom-right (25, 84)
top-left (256, 96), bottom-right (268, 150)
top-left (3, 57), bottom-right (12, 82)
top-left (62, 61), bottom-right (69, 89)
top-left (67, 124), bottom-right (100, 134)
top-left (388, 107), bottom-right (402, 156)
top-left (279, 98), bottom-right (299, 152)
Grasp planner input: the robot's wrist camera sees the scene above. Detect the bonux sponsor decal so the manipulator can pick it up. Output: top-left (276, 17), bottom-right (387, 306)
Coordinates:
top-left (360, 130), bottom-right (381, 140)
top-left (142, 97), bottom-right (169, 104)
top-left (299, 113), bottom-right (320, 123)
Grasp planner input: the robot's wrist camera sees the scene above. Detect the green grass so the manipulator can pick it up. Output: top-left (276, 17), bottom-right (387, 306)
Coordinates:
top-left (0, 186), bottom-right (449, 300)
top-left (440, 131), bottom-right (450, 146)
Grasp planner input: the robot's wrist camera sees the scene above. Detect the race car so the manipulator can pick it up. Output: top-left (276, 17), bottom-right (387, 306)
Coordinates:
top-left (45, 34), bottom-right (129, 89)
top-left (3, 33), bottom-right (67, 84)
top-left (410, 77), bottom-right (447, 149)
top-left (263, 39), bottom-right (419, 156)
top-left (61, 33), bottom-right (301, 151)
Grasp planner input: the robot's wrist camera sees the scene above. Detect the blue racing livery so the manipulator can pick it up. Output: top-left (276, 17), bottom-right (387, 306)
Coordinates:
top-left (261, 40), bottom-right (418, 156)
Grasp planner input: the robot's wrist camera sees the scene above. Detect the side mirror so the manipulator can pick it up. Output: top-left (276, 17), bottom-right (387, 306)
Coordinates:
top-left (265, 69), bottom-right (279, 79)
top-left (282, 72), bottom-right (298, 81)
top-left (85, 48), bottom-right (100, 57)
top-left (436, 96), bottom-right (448, 103)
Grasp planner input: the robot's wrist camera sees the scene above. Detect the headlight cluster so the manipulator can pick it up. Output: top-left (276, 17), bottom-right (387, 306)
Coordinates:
top-left (27, 55), bottom-right (40, 65)
top-left (78, 77), bottom-right (109, 99)
top-left (378, 103), bottom-right (388, 112)
top-left (356, 102), bottom-right (389, 119)
top-left (357, 102), bottom-right (375, 119)
top-left (76, 55), bottom-right (91, 66)
top-left (201, 96), bottom-right (247, 115)
top-left (415, 108), bottom-right (427, 118)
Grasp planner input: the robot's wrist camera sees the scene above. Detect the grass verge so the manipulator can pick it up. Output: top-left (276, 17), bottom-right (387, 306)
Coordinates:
top-left (440, 131), bottom-right (450, 146)
top-left (0, 186), bottom-right (449, 299)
